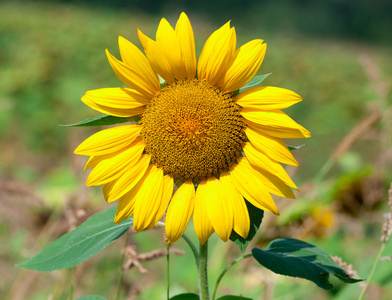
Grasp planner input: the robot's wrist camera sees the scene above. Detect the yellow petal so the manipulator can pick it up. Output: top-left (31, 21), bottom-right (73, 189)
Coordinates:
top-left (83, 96), bottom-right (144, 117)
top-left (74, 125), bottom-right (142, 156)
top-left (103, 179), bottom-right (117, 203)
top-left (204, 177), bottom-right (234, 242)
top-left (106, 49), bottom-right (159, 99)
top-left (244, 144), bottom-right (297, 199)
top-left (133, 165), bottom-right (164, 231)
top-left (255, 168), bottom-right (296, 199)
top-left (198, 22), bottom-right (237, 86)
top-left (84, 155), bottom-right (99, 171)
top-left (236, 86), bottom-right (302, 110)
top-left (83, 88), bottom-right (150, 107)
top-left (81, 88), bottom-right (149, 117)
top-left (153, 175), bottom-right (174, 224)
top-left (114, 188), bottom-right (137, 224)
top-left (86, 138), bottom-right (145, 186)
top-left (165, 181), bottom-right (195, 243)
top-left (245, 127), bottom-right (298, 166)
top-left (230, 157), bottom-right (279, 215)
top-left (156, 18), bottom-right (186, 80)
top-left (222, 40), bottom-right (266, 92)
top-left (243, 142), bottom-right (297, 191)
top-left (85, 140), bottom-right (144, 171)
top-left (118, 36), bottom-right (160, 90)
top-left (114, 167), bottom-right (165, 225)
top-left (106, 155), bottom-right (151, 202)
top-left (175, 12), bottom-right (196, 79)
top-left (219, 172), bottom-right (250, 239)
top-left (193, 180), bottom-right (214, 245)
top-left (245, 119), bottom-right (306, 139)
top-left (242, 108), bottom-right (311, 138)
top-left (138, 29), bottom-right (175, 84)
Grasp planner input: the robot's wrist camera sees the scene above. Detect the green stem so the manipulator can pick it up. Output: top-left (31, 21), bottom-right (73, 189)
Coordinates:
top-left (167, 243), bottom-right (170, 300)
top-left (157, 221), bottom-right (200, 265)
top-left (115, 230), bottom-right (129, 300)
top-left (182, 233), bottom-right (200, 266)
top-left (198, 241), bottom-right (210, 300)
top-left (68, 267), bottom-right (74, 300)
top-left (358, 243), bottom-right (386, 300)
top-left (211, 254), bottom-right (253, 300)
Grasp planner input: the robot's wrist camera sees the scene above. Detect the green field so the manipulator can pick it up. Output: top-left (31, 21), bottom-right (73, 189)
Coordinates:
top-left (1, 2), bottom-right (392, 299)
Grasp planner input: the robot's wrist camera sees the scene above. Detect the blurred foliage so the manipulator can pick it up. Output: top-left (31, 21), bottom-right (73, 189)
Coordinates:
top-left (43, 0), bottom-right (392, 44)
top-left (1, 1), bottom-right (392, 300)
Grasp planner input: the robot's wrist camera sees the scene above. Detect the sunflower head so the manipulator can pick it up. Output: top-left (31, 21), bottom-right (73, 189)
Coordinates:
top-left (75, 12), bottom-right (310, 244)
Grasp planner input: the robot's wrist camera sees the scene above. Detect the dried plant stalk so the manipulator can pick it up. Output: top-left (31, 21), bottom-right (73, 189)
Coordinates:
top-left (122, 246), bottom-right (185, 273)
top-left (331, 111), bottom-right (381, 162)
top-left (380, 183), bottom-right (392, 243)
top-left (332, 256), bottom-right (362, 286)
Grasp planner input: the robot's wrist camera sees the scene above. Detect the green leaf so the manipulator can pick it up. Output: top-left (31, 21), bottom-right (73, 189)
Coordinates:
top-left (239, 73), bottom-right (271, 93)
top-left (61, 114), bottom-right (131, 127)
top-left (18, 206), bottom-right (132, 272)
top-left (252, 238), bottom-right (362, 290)
top-left (287, 144), bottom-right (305, 151)
top-left (75, 296), bottom-right (107, 300)
top-left (217, 296), bottom-right (253, 300)
top-left (170, 293), bottom-right (200, 300)
top-left (230, 200), bottom-right (264, 254)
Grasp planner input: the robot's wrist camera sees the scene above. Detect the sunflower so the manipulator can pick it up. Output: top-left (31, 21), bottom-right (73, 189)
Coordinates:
top-left (75, 13), bottom-right (310, 244)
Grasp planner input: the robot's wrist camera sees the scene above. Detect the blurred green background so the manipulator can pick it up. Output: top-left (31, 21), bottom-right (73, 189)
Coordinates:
top-left (1, 0), bottom-right (392, 299)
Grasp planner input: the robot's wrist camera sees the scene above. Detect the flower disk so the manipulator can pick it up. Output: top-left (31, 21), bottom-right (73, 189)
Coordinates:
top-left (141, 79), bottom-right (246, 181)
